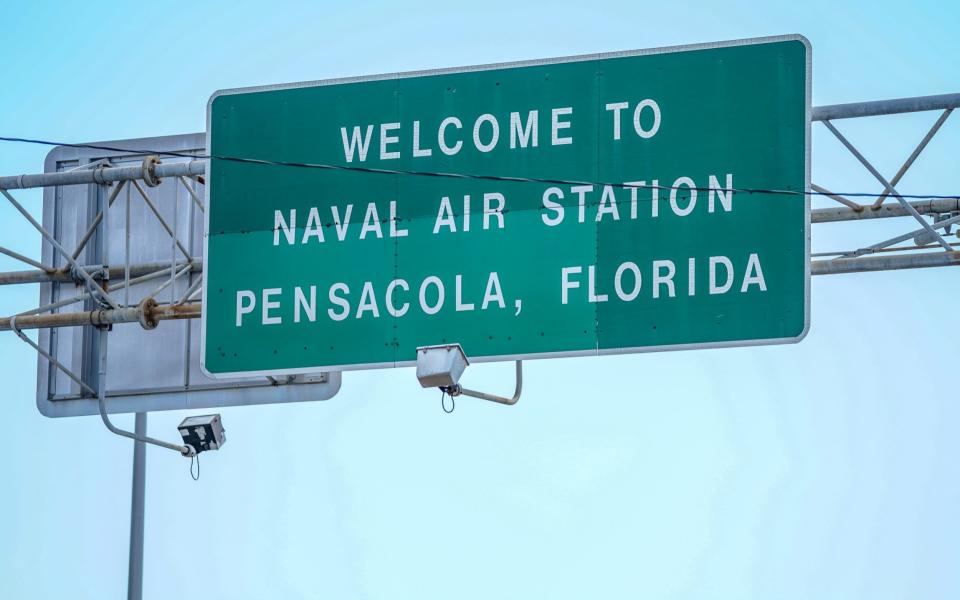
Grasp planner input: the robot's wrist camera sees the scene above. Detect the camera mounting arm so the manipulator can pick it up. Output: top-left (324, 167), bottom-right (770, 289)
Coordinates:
top-left (443, 360), bottom-right (523, 406)
top-left (416, 344), bottom-right (523, 406)
top-left (93, 327), bottom-right (195, 456)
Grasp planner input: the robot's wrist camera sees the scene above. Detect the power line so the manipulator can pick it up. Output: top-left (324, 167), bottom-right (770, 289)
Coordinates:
top-left (1, 135), bottom-right (958, 201)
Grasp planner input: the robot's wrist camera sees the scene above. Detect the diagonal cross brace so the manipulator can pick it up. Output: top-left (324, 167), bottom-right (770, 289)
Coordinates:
top-left (844, 213), bottom-right (960, 257)
top-left (1, 188), bottom-right (119, 308)
top-left (871, 108), bottom-right (952, 209)
top-left (130, 180), bottom-right (192, 261)
top-left (71, 181), bottom-right (126, 260)
top-left (823, 120), bottom-right (954, 253)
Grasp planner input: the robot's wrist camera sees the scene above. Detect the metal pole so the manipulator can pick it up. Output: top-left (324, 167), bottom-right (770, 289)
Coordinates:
top-left (449, 360), bottom-right (523, 405)
top-left (127, 413), bottom-right (146, 600)
top-left (812, 250), bottom-right (960, 275)
top-left (0, 300), bottom-right (200, 331)
top-left (95, 326), bottom-right (191, 455)
top-left (0, 259), bottom-right (201, 286)
top-left (811, 93), bottom-right (960, 121)
top-left (811, 198), bottom-right (960, 223)
top-left (0, 160), bottom-right (205, 191)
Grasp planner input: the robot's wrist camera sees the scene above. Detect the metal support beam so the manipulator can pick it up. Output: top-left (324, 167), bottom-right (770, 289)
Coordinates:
top-left (812, 93), bottom-right (960, 121)
top-left (127, 412), bottom-right (146, 600)
top-left (871, 109), bottom-right (952, 208)
top-left (8, 315), bottom-right (96, 396)
top-left (822, 120), bottom-right (954, 252)
top-left (95, 327), bottom-right (192, 456)
top-left (0, 300), bottom-right (200, 331)
top-left (130, 180), bottom-right (192, 261)
top-left (71, 181), bottom-right (127, 260)
top-left (0, 258), bottom-right (202, 286)
top-left (810, 183), bottom-right (862, 211)
top-left (1, 188), bottom-right (119, 308)
top-left (0, 245), bottom-right (53, 271)
top-left (848, 213), bottom-right (960, 257)
top-left (0, 160), bottom-right (205, 191)
top-left (448, 360), bottom-right (523, 405)
top-left (812, 198), bottom-right (960, 223)
top-left (812, 251), bottom-right (960, 275)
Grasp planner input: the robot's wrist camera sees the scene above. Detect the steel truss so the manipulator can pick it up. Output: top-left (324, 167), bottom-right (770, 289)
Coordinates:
top-left (0, 94), bottom-right (957, 336)
top-left (0, 94), bottom-right (960, 336)
top-left (0, 94), bottom-right (958, 344)
top-left (0, 91), bottom-right (956, 600)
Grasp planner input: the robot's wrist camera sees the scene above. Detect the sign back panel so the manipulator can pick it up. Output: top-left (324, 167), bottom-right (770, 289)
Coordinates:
top-left (203, 35), bottom-right (810, 377)
top-left (38, 134), bottom-right (341, 417)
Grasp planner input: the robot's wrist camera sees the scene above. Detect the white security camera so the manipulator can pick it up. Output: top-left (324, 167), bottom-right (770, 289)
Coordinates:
top-left (415, 344), bottom-right (469, 388)
top-left (178, 414), bottom-right (226, 455)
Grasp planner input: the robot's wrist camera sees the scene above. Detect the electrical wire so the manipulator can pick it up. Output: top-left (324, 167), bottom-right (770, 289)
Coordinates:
top-left (1, 135), bottom-right (958, 201)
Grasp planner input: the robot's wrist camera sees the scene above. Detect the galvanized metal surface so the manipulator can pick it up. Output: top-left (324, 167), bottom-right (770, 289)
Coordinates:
top-left (811, 198), bottom-right (960, 223)
top-left (0, 159), bottom-right (204, 190)
top-left (451, 360), bottom-right (524, 406)
top-left (127, 412), bottom-right (146, 600)
top-left (0, 300), bottom-right (199, 331)
top-left (821, 119), bottom-right (953, 252)
top-left (812, 251), bottom-right (960, 275)
top-left (812, 92), bottom-right (960, 121)
top-left (0, 258), bottom-right (201, 286)
top-left (31, 134), bottom-right (340, 418)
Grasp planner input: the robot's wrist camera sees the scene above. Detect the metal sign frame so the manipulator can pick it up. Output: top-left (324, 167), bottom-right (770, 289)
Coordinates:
top-left (201, 34), bottom-right (812, 379)
top-left (36, 135), bottom-right (341, 417)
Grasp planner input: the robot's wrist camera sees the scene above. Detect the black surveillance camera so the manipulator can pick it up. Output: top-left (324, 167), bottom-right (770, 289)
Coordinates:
top-left (178, 414), bottom-right (226, 455)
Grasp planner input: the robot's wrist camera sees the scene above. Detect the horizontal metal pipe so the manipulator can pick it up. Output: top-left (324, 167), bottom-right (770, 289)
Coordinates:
top-left (811, 198), bottom-right (960, 223)
top-left (0, 160), bottom-right (205, 191)
top-left (0, 258), bottom-right (201, 286)
top-left (812, 93), bottom-right (960, 121)
top-left (453, 360), bottom-right (523, 405)
top-left (812, 251), bottom-right (960, 275)
top-left (0, 301), bottom-right (200, 331)
top-left (4, 252), bottom-right (960, 328)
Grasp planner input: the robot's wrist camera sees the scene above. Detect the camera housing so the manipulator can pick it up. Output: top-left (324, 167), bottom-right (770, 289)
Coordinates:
top-left (416, 344), bottom-right (469, 388)
top-left (178, 414), bottom-right (226, 455)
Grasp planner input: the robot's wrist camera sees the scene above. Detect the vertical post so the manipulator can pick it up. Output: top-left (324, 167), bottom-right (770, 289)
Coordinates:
top-left (97, 179), bottom-right (146, 600)
top-left (128, 413), bottom-right (147, 600)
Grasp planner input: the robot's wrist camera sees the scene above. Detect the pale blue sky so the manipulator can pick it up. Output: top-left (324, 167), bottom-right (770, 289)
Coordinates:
top-left (1, 1), bottom-right (959, 599)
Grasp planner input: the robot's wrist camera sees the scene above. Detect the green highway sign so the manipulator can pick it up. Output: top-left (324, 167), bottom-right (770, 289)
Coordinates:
top-left (202, 35), bottom-right (810, 377)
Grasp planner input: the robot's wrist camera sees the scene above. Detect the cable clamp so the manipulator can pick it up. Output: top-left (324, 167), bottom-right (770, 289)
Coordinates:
top-left (138, 298), bottom-right (159, 330)
top-left (92, 164), bottom-right (109, 185)
top-left (69, 263), bottom-right (105, 285)
top-left (141, 155), bottom-right (162, 187)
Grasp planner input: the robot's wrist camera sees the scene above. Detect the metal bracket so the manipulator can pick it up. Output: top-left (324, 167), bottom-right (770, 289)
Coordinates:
top-left (415, 344), bottom-right (524, 406)
top-left (138, 298), bottom-right (159, 330)
top-left (94, 327), bottom-right (193, 456)
top-left (443, 360), bottom-right (523, 406)
top-left (140, 155), bottom-right (162, 187)
top-left (69, 263), bottom-right (106, 285)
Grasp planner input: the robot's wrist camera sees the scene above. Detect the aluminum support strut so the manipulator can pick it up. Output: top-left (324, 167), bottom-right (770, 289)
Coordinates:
top-left (447, 361), bottom-right (523, 406)
top-left (821, 120), bottom-right (954, 252)
top-left (0, 299), bottom-right (200, 331)
top-left (127, 412), bottom-right (146, 600)
top-left (811, 198), bottom-right (960, 223)
top-left (812, 251), bottom-right (960, 275)
top-left (0, 259), bottom-right (202, 286)
top-left (95, 327), bottom-right (192, 456)
top-left (0, 159), bottom-right (205, 190)
top-left (812, 93), bottom-right (960, 121)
